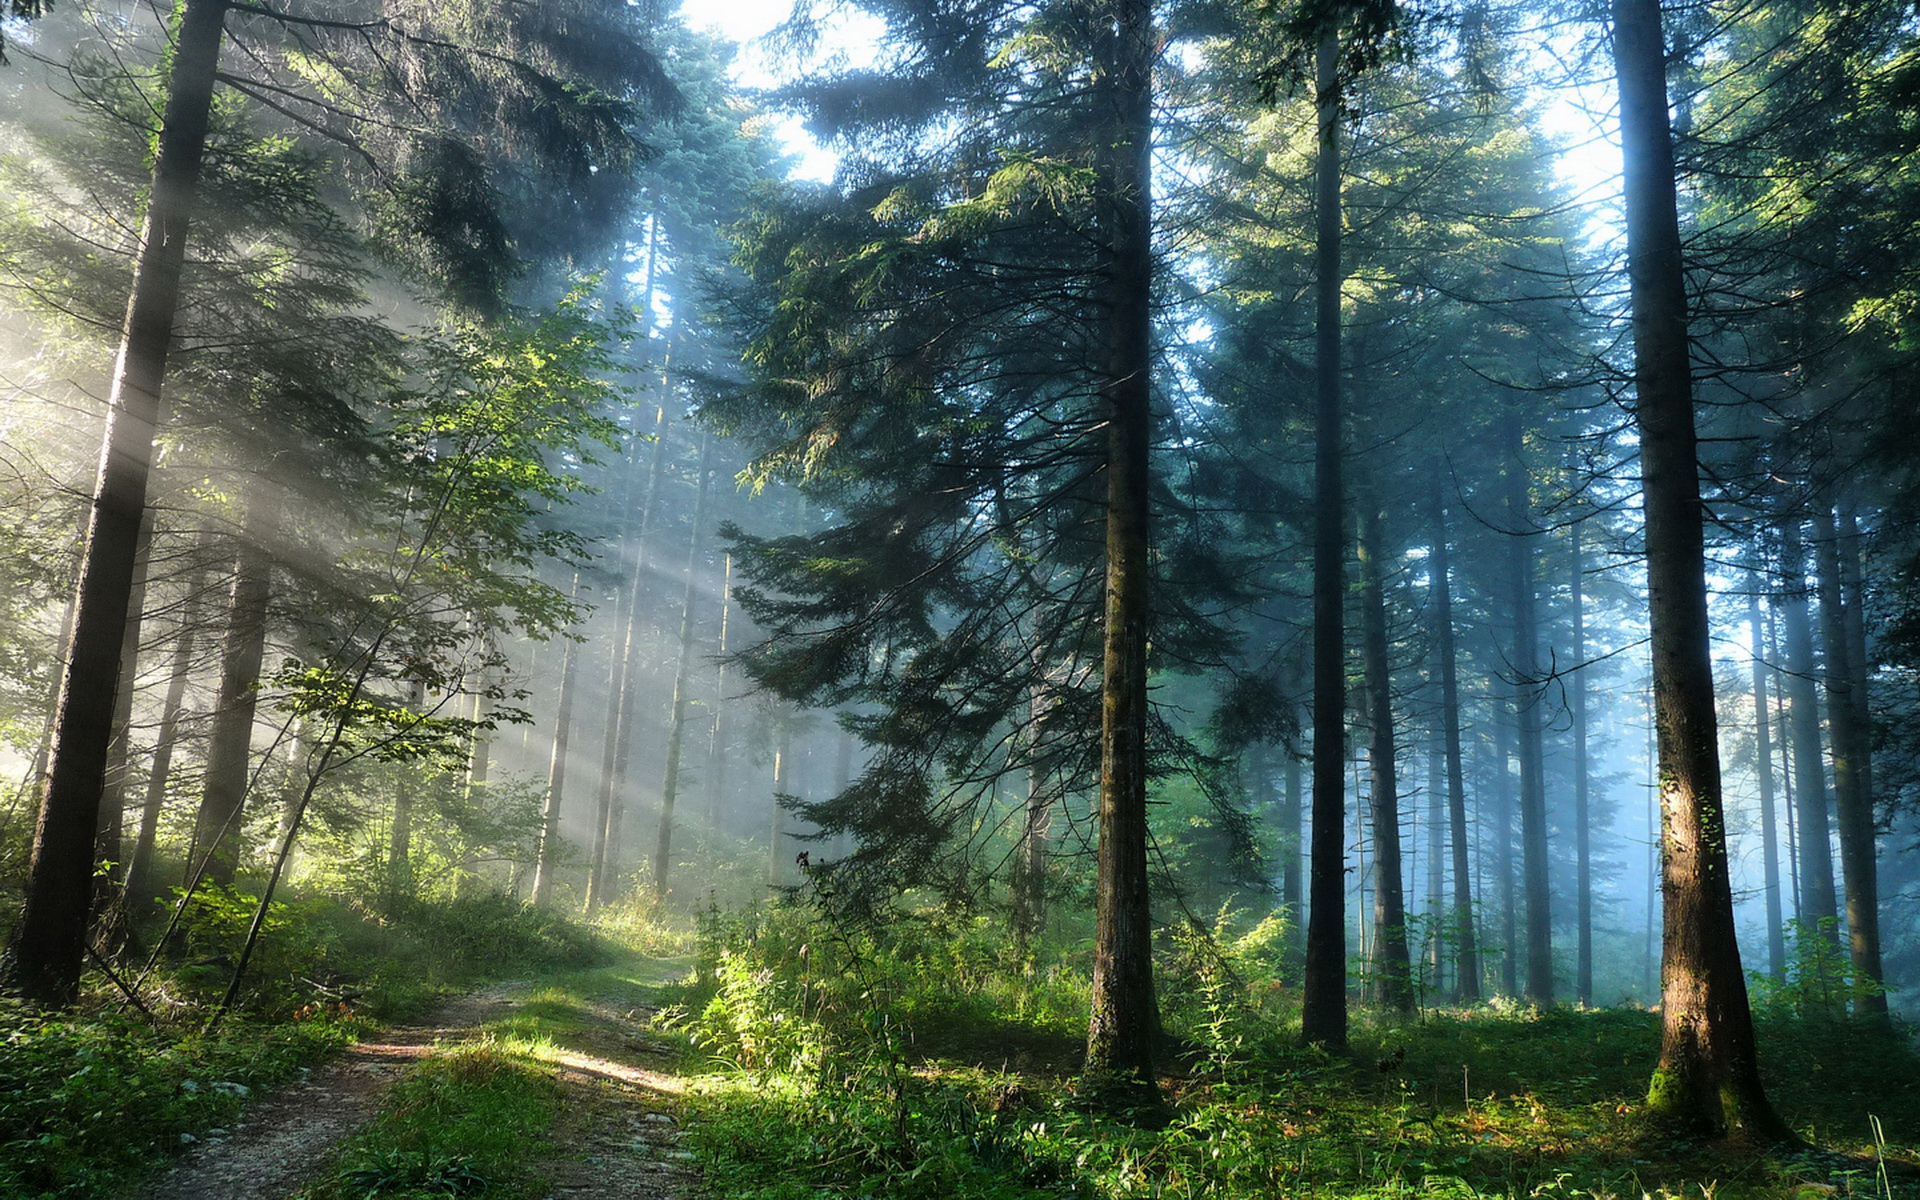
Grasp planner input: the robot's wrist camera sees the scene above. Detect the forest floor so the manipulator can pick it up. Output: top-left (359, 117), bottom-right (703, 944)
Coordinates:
top-left (126, 958), bottom-right (704, 1200)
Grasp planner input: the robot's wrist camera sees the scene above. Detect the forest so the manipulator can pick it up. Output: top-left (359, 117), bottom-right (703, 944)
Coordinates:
top-left (1, 0), bottom-right (1918, 1196)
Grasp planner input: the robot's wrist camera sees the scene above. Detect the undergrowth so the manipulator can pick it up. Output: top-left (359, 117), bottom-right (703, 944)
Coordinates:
top-left (676, 899), bottom-right (1920, 1200)
top-left (0, 886), bottom-right (606, 1199)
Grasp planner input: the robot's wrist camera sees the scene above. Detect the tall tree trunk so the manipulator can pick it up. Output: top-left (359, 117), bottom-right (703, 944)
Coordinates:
top-left (1357, 491), bottom-right (1413, 1012)
top-left (768, 717), bottom-right (793, 885)
top-left (1571, 521), bottom-right (1593, 1004)
top-left (585, 577), bottom-right (637, 911)
top-left (1013, 672), bottom-right (1054, 952)
top-left (97, 509), bottom-right (156, 898)
top-left (1, 0), bottom-right (227, 1005)
top-left (1811, 504), bottom-right (1885, 1015)
top-left (1613, 0), bottom-right (1788, 1139)
top-left (705, 553), bottom-right (734, 831)
top-left (1281, 748), bottom-right (1304, 967)
top-left (124, 561), bottom-right (209, 908)
top-left (531, 575), bottom-right (582, 907)
top-left (192, 510), bottom-right (271, 890)
top-left (1495, 710), bottom-right (1518, 997)
top-left (1301, 30), bottom-right (1349, 1051)
top-left (1747, 584), bottom-right (1786, 983)
top-left (652, 437), bottom-right (715, 902)
top-left (1506, 427), bottom-right (1552, 1006)
top-left (1430, 485), bottom-right (1479, 1001)
top-left (1085, 0), bottom-right (1158, 1090)
top-left (1777, 520), bottom-right (1838, 929)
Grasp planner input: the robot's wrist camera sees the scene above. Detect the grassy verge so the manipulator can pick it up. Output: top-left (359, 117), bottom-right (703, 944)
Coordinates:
top-left (0, 888), bottom-right (640, 1199)
top-left (0, 1001), bottom-right (363, 1198)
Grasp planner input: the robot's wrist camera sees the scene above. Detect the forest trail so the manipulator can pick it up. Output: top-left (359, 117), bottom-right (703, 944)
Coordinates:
top-left (129, 968), bottom-right (703, 1200)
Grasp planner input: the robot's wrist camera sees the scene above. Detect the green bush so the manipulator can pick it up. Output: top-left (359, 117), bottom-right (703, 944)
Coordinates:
top-left (0, 1000), bottom-right (359, 1199)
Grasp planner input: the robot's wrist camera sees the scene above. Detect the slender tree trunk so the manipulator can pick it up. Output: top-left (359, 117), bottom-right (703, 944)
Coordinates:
top-left (1614, 0), bottom-right (1788, 1139)
top-left (652, 437), bottom-right (714, 902)
top-left (1430, 486), bottom-right (1479, 1001)
top-left (1281, 748), bottom-right (1304, 967)
top-left (1085, 0), bottom-right (1158, 1090)
top-left (1811, 504), bottom-right (1885, 1015)
top-left (1572, 521), bottom-right (1593, 1004)
top-left (1747, 584), bottom-right (1786, 983)
top-left (768, 719), bottom-right (793, 885)
top-left (705, 553), bottom-right (734, 831)
top-left (1506, 428), bottom-right (1552, 1006)
top-left (192, 510), bottom-right (271, 890)
top-left (1358, 492), bottom-right (1413, 1012)
top-left (1769, 607), bottom-right (1801, 928)
top-left (1, 0), bottom-right (227, 1004)
top-left (1495, 711), bottom-right (1518, 997)
top-left (531, 576), bottom-right (582, 907)
top-left (1778, 521), bottom-right (1838, 929)
top-left (1301, 30), bottom-right (1349, 1051)
top-left (124, 561), bottom-right (208, 908)
top-left (1013, 672), bottom-right (1054, 951)
top-left (585, 579), bottom-right (636, 910)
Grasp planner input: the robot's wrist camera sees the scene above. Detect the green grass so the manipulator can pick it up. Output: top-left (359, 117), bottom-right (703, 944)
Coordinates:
top-left (295, 1040), bottom-right (560, 1200)
top-left (0, 999), bottom-right (363, 1199)
top-left (671, 909), bottom-right (1920, 1200)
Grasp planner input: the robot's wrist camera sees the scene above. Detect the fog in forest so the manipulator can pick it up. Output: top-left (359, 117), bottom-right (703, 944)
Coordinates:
top-left (3, 0), bottom-right (1919, 1192)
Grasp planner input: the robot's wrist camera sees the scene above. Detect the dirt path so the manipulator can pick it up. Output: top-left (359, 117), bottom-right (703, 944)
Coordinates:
top-left (128, 980), bottom-right (704, 1200)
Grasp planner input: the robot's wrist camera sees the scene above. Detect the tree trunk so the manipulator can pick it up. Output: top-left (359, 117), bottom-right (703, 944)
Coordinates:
top-left (1495, 709), bottom-right (1518, 997)
top-left (1281, 748), bottom-right (1304, 967)
top-left (1777, 520), bottom-right (1838, 930)
top-left (652, 436), bottom-right (715, 902)
top-left (1357, 491), bottom-right (1413, 1012)
top-left (1747, 584), bottom-right (1787, 983)
top-left (705, 553), bottom-right (734, 830)
top-left (1301, 30), bottom-right (1349, 1051)
top-left (530, 575), bottom-right (582, 907)
top-left (1613, 0), bottom-right (1788, 1139)
top-left (191, 510), bottom-right (271, 890)
top-left (97, 509), bottom-right (156, 896)
top-left (1013, 673), bottom-right (1054, 952)
top-left (585, 578), bottom-right (636, 910)
top-left (1506, 426), bottom-right (1552, 1006)
top-left (124, 561), bottom-right (209, 908)
top-left (1, 0), bottom-right (227, 1005)
top-left (1430, 485), bottom-right (1479, 1001)
top-left (1572, 520), bottom-right (1593, 1004)
top-left (1084, 0), bottom-right (1158, 1091)
top-left (1811, 504), bottom-right (1885, 1015)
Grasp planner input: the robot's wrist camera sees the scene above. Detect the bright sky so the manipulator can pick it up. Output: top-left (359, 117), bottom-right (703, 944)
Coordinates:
top-left (689, 0), bottom-right (888, 183)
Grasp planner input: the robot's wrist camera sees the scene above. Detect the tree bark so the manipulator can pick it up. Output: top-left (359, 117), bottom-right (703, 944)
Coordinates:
top-left (1811, 503), bottom-right (1885, 1015)
top-left (1357, 490), bottom-right (1413, 1012)
top-left (652, 436), bottom-right (715, 902)
top-left (531, 575), bottom-right (582, 907)
top-left (1506, 425), bottom-right (1552, 1006)
top-left (1, 0), bottom-right (227, 1005)
top-left (1572, 520), bottom-right (1593, 1004)
top-left (124, 560), bottom-right (209, 908)
top-left (1613, 0), bottom-right (1789, 1139)
top-left (191, 508), bottom-right (271, 890)
top-left (585, 577), bottom-right (636, 910)
top-left (1429, 485), bottom-right (1479, 1001)
top-left (1777, 520), bottom-right (1837, 930)
top-left (97, 509), bottom-right (156, 894)
top-left (705, 553), bottom-right (734, 830)
top-left (1747, 584), bottom-right (1786, 982)
top-left (1301, 30), bottom-right (1349, 1051)
top-left (1084, 0), bottom-right (1158, 1091)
